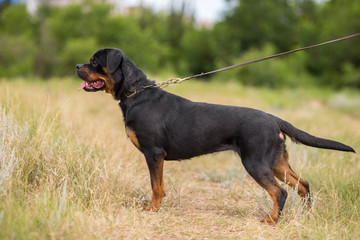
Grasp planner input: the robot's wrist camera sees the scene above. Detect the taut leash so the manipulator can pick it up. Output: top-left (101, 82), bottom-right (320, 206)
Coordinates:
top-left (156, 33), bottom-right (360, 88)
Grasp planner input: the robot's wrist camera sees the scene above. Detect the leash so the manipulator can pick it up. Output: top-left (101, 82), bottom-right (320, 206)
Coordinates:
top-left (155, 33), bottom-right (360, 88)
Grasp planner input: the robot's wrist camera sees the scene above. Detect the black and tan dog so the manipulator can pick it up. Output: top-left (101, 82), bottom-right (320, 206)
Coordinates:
top-left (76, 48), bottom-right (355, 224)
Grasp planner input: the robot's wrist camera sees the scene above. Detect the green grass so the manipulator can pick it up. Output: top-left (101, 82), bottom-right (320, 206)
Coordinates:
top-left (0, 78), bottom-right (359, 239)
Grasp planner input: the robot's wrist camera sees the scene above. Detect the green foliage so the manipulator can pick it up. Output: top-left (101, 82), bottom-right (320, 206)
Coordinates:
top-left (0, 4), bottom-right (35, 37)
top-left (180, 29), bottom-right (216, 75)
top-left (0, 4), bottom-right (37, 78)
top-left (0, 35), bottom-right (36, 77)
top-left (341, 63), bottom-right (360, 88)
top-left (310, 0), bottom-right (360, 87)
top-left (216, 44), bottom-right (313, 88)
top-left (58, 38), bottom-right (100, 76)
top-left (218, 0), bottom-right (297, 51)
top-left (0, 0), bottom-right (359, 88)
top-left (213, 0), bottom-right (360, 88)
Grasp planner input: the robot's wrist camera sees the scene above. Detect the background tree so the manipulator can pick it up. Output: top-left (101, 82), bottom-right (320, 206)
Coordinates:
top-left (0, 0), bottom-right (359, 88)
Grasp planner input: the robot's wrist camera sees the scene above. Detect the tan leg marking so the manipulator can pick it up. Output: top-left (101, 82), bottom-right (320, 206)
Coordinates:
top-left (144, 157), bottom-right (165, 212)
top-left (125, 127), bottom-right (140, 149)
top-left (261, 183), bottom-right (286, 225)
top-left (274, 148), bottom-right (310, 199)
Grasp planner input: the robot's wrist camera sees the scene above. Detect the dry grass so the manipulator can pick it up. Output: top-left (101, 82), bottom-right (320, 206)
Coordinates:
top-left (0, 78), bottom-right (359, 239)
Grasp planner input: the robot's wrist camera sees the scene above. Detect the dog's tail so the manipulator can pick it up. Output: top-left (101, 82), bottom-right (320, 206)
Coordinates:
top-left (274, 117), bottom-right (355, 153)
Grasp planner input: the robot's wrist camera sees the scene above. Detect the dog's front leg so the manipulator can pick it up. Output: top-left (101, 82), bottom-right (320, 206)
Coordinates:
top-left (144, 151), bottom-right (166, 212)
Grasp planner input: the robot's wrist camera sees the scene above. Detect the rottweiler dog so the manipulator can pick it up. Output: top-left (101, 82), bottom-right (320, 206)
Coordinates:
top-left (76, 48), bottom-right (355, 224)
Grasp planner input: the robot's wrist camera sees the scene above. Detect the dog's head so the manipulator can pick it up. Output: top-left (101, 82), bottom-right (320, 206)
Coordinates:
top-left (76, 48), bottom-right (147, 99)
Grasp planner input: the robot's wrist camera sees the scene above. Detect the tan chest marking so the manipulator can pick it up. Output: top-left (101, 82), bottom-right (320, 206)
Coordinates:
top-left (125, 127), bottom-right (140, 148)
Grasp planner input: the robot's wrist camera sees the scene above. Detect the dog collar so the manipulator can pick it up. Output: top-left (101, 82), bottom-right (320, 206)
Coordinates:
top-left (122, 84), bottom-right (157, 101)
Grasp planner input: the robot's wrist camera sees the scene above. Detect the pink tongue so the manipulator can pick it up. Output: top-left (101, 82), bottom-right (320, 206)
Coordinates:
top-left (77, 81), bottom-right (86, 91)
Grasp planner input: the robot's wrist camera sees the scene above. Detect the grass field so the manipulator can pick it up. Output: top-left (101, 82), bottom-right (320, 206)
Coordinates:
top-left (0, 78), bottom-right (360, 239)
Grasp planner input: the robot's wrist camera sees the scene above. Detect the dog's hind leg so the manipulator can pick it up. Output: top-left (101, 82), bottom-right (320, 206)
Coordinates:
top-left (143, 149), bottom-right (166, 212)
top-left (273, 143), bottom-right (311, 202)
top-left (240, 153), bottom-right (288, 225)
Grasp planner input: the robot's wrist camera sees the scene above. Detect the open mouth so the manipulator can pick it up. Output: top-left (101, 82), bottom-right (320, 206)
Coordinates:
top-left (77, 80), bottom-right (105, 91)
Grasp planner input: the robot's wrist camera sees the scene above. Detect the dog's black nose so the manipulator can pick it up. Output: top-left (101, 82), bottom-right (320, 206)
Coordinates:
top-left (76, 64), bottom-right (84, 70)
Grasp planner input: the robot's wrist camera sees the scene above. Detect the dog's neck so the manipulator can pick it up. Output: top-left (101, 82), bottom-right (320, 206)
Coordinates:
top-left (118, 80), bottom-right (164, 123)
top-left (116, 75), bottom-right (157, 102)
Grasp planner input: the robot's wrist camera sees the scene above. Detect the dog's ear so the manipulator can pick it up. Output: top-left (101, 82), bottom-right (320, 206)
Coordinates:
top-left (106, 49), bottom-right (123, 73)
top-left (96, 48), bottom-right (147, 86)
top-left (122, 57), bottom-right (147, 83)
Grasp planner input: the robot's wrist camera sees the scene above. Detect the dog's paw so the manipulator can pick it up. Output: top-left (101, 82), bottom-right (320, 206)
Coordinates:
top-left (143, 204), bottom-right (161, 212)
top-left (261, 216), bottom-right (277, 226)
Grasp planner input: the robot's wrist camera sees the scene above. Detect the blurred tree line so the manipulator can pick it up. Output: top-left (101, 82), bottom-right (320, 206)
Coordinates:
top-left (0, 0), bottom-right (359, 88)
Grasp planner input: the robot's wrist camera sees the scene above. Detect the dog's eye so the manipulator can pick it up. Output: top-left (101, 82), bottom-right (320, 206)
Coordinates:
top-left (91, 59), bottom-right (98, 66)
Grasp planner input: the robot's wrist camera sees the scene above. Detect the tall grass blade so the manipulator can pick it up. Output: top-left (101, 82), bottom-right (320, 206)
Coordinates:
top-left (58, 174), bottom-right (68, 220)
